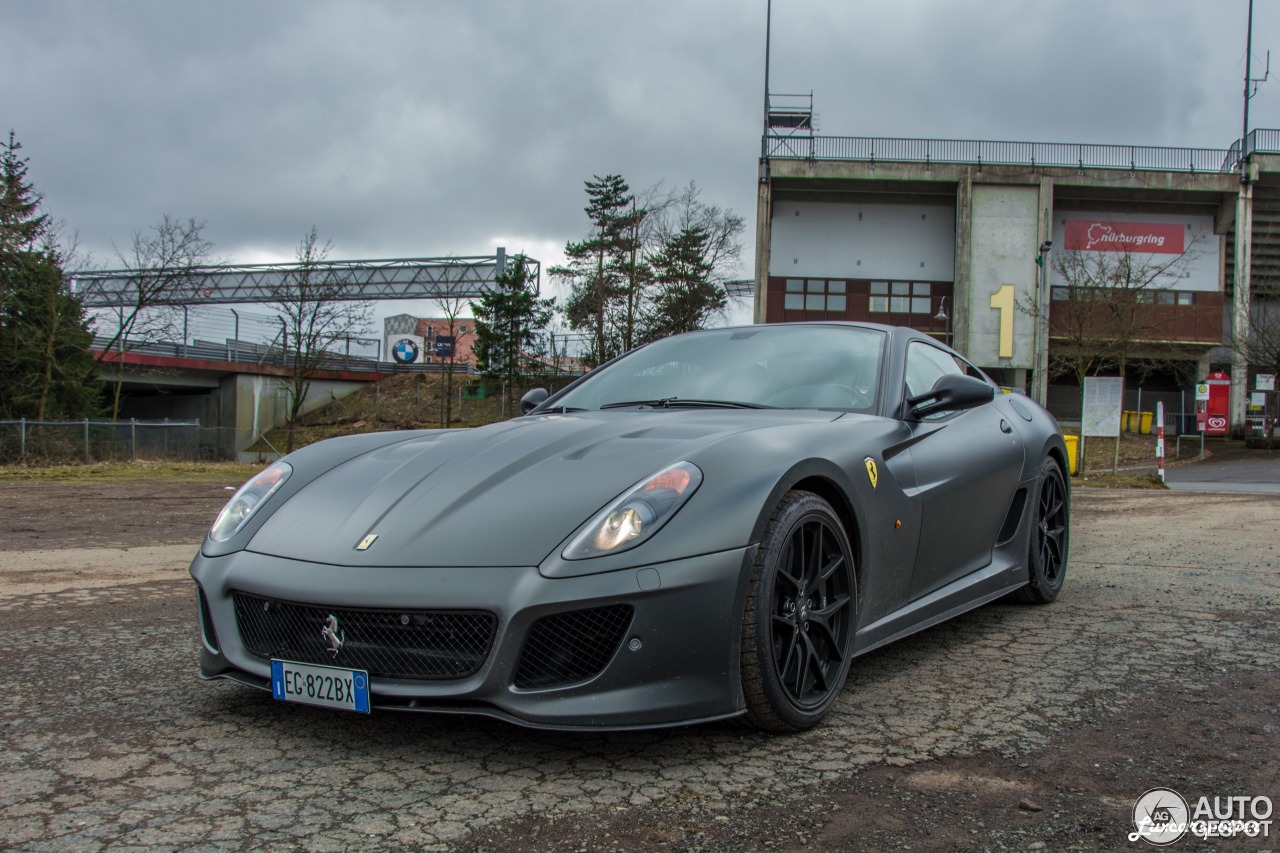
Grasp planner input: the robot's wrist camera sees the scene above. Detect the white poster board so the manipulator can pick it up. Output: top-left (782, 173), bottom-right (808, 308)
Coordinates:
top-left (1082, 377), bottom-right (1124, 437)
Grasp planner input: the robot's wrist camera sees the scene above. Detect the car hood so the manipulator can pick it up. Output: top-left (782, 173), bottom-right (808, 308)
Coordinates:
top-left (245, 409), bottom-right (843, 568)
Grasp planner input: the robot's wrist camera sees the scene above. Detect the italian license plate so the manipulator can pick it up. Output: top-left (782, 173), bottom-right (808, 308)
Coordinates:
top-left (271, 659), bottom-right (370, 713)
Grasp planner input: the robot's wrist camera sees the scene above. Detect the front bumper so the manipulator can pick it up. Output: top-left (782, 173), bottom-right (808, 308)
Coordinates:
top-left (190, 545), bottom-right (755, 730)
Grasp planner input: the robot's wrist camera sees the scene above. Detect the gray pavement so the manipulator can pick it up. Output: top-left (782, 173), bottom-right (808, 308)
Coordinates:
top-left (1165, 450), bottom-right (1280, 493)
top-left (2, 490), bottom-right (1279, 850)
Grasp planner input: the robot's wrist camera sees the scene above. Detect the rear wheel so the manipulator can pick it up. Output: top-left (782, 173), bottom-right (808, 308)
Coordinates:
top-left (741, 491), bottom-right (856, 732)
top-left (1015, 457), bottom-right (1069, 604)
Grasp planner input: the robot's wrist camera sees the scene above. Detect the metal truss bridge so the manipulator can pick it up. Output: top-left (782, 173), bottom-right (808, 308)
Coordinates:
top-left (71, 249), bottom-right (538, 308)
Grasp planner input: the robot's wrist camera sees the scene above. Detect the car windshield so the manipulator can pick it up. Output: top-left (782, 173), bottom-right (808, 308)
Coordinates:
top-left (550, 325), bottom-right (886, 412)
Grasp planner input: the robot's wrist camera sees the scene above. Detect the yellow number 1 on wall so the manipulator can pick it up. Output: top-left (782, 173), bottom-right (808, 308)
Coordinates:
top-left (989, 284), bottom-right (1015, 359)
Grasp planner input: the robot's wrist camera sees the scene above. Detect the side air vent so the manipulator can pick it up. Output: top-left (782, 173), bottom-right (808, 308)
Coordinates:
top-left (996, 488), bottom-right (1028, 545)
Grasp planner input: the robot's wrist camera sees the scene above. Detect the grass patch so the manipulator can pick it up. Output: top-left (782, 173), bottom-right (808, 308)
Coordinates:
top-left (1074, 473), bottom-right (1169, 490)
top-left (0, 460), bottom-right (267, 484)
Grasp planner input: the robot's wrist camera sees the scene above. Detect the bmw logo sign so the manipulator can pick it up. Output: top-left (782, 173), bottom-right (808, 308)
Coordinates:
top-left (392, 338), bottom-right (420, 364)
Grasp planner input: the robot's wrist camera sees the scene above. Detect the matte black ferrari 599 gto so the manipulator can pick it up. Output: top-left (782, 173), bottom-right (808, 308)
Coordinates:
top-left (191, 322), bottom-right (1070, 731)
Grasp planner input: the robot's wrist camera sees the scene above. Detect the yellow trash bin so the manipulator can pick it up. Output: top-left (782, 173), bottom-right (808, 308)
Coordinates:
top-left (1140, 411), bottom-right (1154, 434)
top-left (1063, 435), bottom-right (1078, 475)
top-left (1121, 411), bottom-right (1133, 432)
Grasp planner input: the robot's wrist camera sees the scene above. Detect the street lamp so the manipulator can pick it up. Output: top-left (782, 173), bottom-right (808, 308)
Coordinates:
top-left (1034, 240), bottom-right (1052, 405)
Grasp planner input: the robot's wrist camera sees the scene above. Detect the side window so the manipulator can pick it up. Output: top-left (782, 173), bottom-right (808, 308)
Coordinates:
top-left (904, 342), bottom-right (965, 399)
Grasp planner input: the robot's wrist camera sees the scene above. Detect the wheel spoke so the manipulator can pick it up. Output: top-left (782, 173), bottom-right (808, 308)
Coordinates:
top-left (806, 523), bottom-right (823, 587)
top-left (818, 552), bottom-right (845, 585)
top-left (777, 541), bottom-right (802, 593)
top-left (795, 631), bottom-right (822, 697)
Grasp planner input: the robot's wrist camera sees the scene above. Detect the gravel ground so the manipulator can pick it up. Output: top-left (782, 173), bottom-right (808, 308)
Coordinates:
top-left (0, 482), bottom-right (1276, 851)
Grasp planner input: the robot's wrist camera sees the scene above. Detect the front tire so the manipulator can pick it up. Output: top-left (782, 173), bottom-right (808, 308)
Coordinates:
top-left (741, 491), bottom-right (856, 732)
top-left (1015, 457), bottom-right (1069, 604)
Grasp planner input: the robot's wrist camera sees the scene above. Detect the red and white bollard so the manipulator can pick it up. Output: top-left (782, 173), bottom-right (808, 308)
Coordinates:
top-left (1156, 401), bottom-right (1165, 483)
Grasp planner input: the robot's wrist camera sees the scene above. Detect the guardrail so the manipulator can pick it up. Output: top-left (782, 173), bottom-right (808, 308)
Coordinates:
top-left (765, 135), bottom-right (1238, 173)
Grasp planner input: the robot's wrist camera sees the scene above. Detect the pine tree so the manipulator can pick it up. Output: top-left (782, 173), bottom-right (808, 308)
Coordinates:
top-left (472, 255), bottom-right (553, 416)
top-left (0, 251), bottom-right (99, 419)
top-left (0, 131), bottom-right (50, 255)
top-left (551, 175), bottom-right (644, 367)
top-left (0, 131), bottom-right (100, 420)
top-left (642, 226), bottom-right (725, 342)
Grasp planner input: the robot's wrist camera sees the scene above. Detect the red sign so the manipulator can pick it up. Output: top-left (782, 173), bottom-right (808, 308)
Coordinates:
top-left (1064, 220), bottom-right (1185, 254)
top-left (1198, 371), bottom-right (1231, 435)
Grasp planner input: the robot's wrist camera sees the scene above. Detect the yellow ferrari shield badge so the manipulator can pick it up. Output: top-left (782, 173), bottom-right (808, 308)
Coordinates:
top-left (355, 533), bottom-right (378, 551)
top-left (864, 457), bottom-right (878, 489)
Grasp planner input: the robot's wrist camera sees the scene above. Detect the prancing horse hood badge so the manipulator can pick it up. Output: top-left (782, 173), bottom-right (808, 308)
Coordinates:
top-left (322, 615), bottom-right (344, 655)
top-left (355, 533), bottom-right (378, 551)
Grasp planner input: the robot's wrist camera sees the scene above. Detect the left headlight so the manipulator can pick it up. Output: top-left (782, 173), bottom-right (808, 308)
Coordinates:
top-left (562, 461), bottom-right (702, 560)
top-left (209, 461), bottom-right (292, 542)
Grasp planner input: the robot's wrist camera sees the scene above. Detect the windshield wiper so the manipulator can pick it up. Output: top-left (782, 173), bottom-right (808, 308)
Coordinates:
top-left (599, 397), bottom-right (678, 409)
top-left (665, 398), bottom-right (772, 409)
top-left (599, 397), bottom-right (770, 410)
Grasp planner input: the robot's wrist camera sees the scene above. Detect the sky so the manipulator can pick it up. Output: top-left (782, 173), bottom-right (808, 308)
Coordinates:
top-left (4, 0), bottom-right (1278, 327)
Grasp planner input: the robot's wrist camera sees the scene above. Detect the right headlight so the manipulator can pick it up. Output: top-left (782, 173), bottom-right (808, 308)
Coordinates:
top-left (209, 461), bottom-right (292, 542)
top-left (562, 462), bottom-right (702, 560)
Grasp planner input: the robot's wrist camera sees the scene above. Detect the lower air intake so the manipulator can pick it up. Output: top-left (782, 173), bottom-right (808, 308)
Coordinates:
top-left (514, 605), bottom-right (634, 689)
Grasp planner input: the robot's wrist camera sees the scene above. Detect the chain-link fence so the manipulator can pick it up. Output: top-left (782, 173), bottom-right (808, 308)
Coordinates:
top-left (0, 420), bottom-right (274, 465)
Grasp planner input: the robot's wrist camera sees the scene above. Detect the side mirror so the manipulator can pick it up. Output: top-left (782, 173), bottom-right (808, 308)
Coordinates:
top-left (908, 374), bottom-right (994, 419)
top-left (520, 387), bottom-right (549, 415)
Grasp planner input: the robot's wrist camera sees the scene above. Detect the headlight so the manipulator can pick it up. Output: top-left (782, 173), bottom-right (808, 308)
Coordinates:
top-left (209, 461), bottom-right (292, 542)
top-left (562, 462), bottom-right (702, 560)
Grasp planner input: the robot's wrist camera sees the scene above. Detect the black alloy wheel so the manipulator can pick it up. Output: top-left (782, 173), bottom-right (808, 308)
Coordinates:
top-left (741, 491), bottom-right (856, 732)
top-left (1016, 456), bottom-right (1069, 604)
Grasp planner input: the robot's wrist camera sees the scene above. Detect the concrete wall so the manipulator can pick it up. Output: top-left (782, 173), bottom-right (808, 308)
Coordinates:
top-left (770, 201), bottom-right (955, 281)
top-left (964, 185), bottom-right (1041, 369)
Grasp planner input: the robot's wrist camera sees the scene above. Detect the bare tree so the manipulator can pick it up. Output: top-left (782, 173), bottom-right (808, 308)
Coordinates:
top-left (96, 215), bottom-right (215, 418)
top-left (431, 275), bottom-right (473, 427)
top-left (1231, 295), bottom-right (1280, 446)
top-left (651, 181), bottom-right (746, 285)
top-left (267, 228), bottom-right (372, 452)
top-left (1024, 236), bottom-right (1204, 387)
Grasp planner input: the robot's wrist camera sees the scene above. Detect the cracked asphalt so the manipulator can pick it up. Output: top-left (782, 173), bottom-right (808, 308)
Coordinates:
top-left (1, 486), bottom-right (1277, 851)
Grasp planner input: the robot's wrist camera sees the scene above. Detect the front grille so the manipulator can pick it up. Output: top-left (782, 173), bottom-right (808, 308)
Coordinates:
top-left (514, 605), bottom-right (633, 689)
top-left (233, 592), bottom-right (496, 680)
top-left (196, 584), bottom-right (219, 653)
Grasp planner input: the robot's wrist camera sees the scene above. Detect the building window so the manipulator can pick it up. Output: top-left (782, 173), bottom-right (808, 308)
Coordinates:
top-left (784, 279), bottom-right (804, 310)
top-left (1177, 292), bottom-right (1196, 306)
top-left (784, 278), bottom-right (848, 313)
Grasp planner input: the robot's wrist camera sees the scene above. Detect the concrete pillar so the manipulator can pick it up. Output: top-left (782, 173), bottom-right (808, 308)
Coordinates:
top-left (952, 170), bottom-right (973, 353)
top-left (753, 161), bottom-right (773, 324)
top-left (1231, 178), bottom-right (1254, 435)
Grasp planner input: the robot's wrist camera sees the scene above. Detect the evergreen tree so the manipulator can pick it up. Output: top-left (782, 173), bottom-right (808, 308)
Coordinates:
top-left (0, 131), bottom-right (50, 255)
top-left (642, 225), bottom-right (725, 342)
top-left (472, 255), bottom-right (553, 416)
top-left (551, 175), bottom-right (644, 367)
top-left (0, 251), bottom-right (99, 419)
top-left (0, 131), bottom-right (100, 420)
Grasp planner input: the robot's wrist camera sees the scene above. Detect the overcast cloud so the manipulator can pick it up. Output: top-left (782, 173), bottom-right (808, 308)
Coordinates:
top-left (3, 0), bottom-right (1277, 297)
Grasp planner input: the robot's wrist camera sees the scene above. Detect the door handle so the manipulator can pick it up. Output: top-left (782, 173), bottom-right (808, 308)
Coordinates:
top-left (1000, 419), bottom-right (1013, 434)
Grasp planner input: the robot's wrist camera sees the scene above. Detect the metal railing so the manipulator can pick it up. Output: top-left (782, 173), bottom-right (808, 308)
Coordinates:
top-left (0, 419), bottom-right (232, 464)
top-left (765, 135), bottom-right (1238, 173)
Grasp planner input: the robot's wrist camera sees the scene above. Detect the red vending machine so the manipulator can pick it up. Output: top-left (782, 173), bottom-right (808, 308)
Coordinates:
top-left (1195, 371), bottom-right (1230, 435)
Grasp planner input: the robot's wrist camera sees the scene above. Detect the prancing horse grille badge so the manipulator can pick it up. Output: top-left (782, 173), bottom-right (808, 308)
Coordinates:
top-left (321, 615), bottom-right (344, 655)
